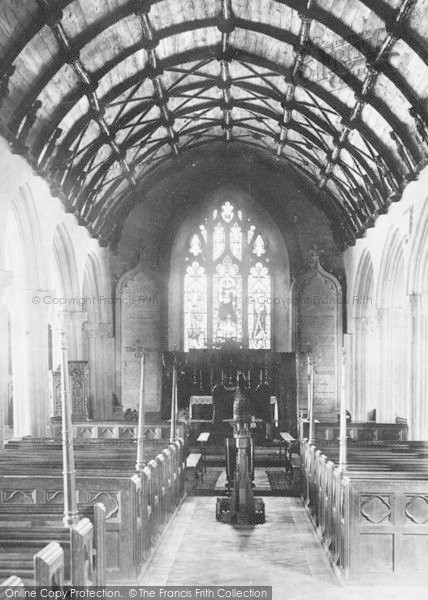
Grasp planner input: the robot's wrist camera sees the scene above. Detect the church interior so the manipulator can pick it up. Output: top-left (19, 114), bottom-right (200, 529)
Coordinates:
top-left (0, 0), bottom-right (428, 597)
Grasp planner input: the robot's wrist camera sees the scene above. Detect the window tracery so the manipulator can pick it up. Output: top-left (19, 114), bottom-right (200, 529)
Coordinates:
top-left (183, 201), bottom-right (271, 350)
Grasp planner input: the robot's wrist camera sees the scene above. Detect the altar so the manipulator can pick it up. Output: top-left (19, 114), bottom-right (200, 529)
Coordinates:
top-left (188, 391), bottom-right (279, 441)
top-left (162, 348), bottom-right (296, 437)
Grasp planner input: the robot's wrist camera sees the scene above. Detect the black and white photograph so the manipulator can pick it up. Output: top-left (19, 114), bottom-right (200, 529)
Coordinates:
top-left (0, 0), bottom-right (427, 598)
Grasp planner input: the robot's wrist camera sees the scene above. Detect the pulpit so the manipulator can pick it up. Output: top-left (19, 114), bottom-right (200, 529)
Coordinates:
top-left (50, 360), bottom-right (89, 422)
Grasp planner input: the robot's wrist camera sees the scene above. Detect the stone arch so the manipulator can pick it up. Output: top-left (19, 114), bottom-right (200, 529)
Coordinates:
top-left (4, 186), bottom-right (50, 436)
top-left (7, 185), bottom-right (48, 290)
top-left (51, 222), bottom-right (88, 367)
top-left (376, 227), bottom-right (406, 311)
top-left (82, 253), bottom-right (108, 324)
top-left (53, 223), bottom-right (80, 303)
top-left (408, 198), bottom-right (428, 296)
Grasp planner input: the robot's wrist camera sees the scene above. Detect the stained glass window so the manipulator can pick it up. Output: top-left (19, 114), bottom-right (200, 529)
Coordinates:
top-left (230, 223), bottom-right (242, 261)
top-left (213, 256), bottom-right (242, 344)
top-left (248, 262), bottom-right (271, 349)
top-left (183, 201), bottom-right (271, 350)
top-left (184, 261), bottom-right (207, 351)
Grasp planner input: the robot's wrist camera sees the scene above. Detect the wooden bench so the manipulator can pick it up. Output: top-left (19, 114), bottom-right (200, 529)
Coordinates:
top-left (0, 541), bottom-right (64, 587)
top-left (0, 517), bottom-right (93, 585)
top-left (0, 438), bottom-right (185, 580)
top-left (299, 421), bottom-right (408, 442)
top-left (0, 503), bottom-right (106, 585)
top-left (186, 453), bottom-right (203, 483)
top-left (0, 576), bottom-right (24, 599)
top-left (300, 439), bottom-right (428, 584)
top-left (196, 432), bottom-right (210, 474)
top-left (0, 472), bottom-right (140, 580)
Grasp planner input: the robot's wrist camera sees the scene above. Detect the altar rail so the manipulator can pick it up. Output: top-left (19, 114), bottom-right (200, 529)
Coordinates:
top-left (301, 439), bottom-right (428, 584)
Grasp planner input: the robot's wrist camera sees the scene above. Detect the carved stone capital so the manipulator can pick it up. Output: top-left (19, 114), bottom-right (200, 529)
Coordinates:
top-left (407, 292), bottom-right (422, 316)
top-left (70, 310), bottom-right (88, 325)
top-left (83, 321), bottom-right (112, 338)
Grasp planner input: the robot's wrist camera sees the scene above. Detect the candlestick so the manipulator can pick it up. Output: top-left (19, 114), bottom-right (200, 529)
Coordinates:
top-left (136, 351), bottom-right (146, 472)
top-left (60, 325), bottom-right (78, 527)
top-left (339, 344), bottom-right (348, 471)
top-left (308, 355), bottom-right (315, 444)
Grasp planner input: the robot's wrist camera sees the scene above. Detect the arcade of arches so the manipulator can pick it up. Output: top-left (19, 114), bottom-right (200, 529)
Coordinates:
top-left (1, 137), bottom-right (428, 441)
top-left (1, 0), bottom-right (428, 592)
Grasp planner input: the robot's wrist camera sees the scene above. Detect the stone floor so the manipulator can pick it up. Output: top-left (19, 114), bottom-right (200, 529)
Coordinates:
top-left (138, 496), bottom-right (428, 600)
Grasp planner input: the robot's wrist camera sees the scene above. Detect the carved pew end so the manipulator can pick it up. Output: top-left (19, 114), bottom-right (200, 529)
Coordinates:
top-left (34, 542), bottom-right (64, 588)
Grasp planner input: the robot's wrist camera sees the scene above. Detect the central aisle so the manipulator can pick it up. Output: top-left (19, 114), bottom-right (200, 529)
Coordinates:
top-left (138, 497), bottom-right (428, 600)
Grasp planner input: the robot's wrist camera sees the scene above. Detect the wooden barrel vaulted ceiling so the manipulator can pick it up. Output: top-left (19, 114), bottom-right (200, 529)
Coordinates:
top-left (0, 0), bottom-right (427, 248)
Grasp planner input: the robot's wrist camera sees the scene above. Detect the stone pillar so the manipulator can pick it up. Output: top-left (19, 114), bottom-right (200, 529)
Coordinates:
top-left (368, 312), bottom-right (382, 423)
top-left (377, 306), bottom-right (391, 423)
top-left (346, 332), bottom-right (358, 421)
top-left (339, 346), bottom-right (348, 471)
top-left (25, 291), bottom-right (54, 436)
top-left (83, 323), bottom-right (98, 420)
top-left (84, 322), bottom-right (114, 420)
top-left (349, 314), bottom-right (362, 421)
top-left (0, 270), bottom-right (13, 447)
top-left (354, 309), bottom-right (381, 423)
top-left (68, 311), bottom-right (88, 360)
top-left (420, 294), bottom-right (428, 439)
top-left (407, 293), bottom-right (423, 439)
top-left (58, 320), bottom-right (78, 526)
top-left (101, 324), bottom-right (116, 419)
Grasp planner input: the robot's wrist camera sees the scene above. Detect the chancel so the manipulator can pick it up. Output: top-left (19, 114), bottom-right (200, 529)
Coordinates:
top-left (0, 0), bottom-right (428, 597)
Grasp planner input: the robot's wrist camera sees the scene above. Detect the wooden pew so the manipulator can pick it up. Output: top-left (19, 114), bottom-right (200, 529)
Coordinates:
top-left (34, 542), bottom-right (64, 587)
top-left (0, 576), bottom-right (24, 600)
top-left (0, 503), bottom-right (106, 585)
top-left (0, 575), bottom-right (24, 589)
top-left (300, 439), bottom-right (428, 584)
top-left (299, 421), bottom-right (408, 442)
top-left (0, 517), bottom-right (93, 585)
top-left (0, 472), bottom-right (140, 580)
top-left (0, 542), bottom-right (64, 587)
top-left (0, 439), bottom-right (185, 580)
top-left (301, 441), bottom-right (428, 535)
